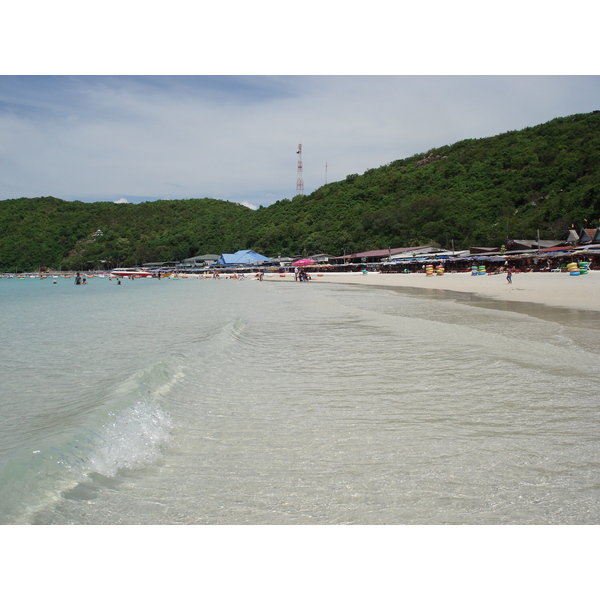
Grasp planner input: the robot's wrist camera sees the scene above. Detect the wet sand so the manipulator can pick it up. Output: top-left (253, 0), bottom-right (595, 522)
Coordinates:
top-left (267, 270), bottom-right (600, 313)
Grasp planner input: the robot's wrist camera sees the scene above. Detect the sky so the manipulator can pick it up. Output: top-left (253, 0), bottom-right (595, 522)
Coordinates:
top-left (1, 74), bottom-right (599, 209)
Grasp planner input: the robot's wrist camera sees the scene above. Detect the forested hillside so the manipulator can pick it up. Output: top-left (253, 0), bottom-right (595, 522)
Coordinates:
top-left (0, 197), bottom-right (252, 271)
top-left (249, 110), bottom-right (600, 256)
top-left (1, 111), bottom-right (599, 271)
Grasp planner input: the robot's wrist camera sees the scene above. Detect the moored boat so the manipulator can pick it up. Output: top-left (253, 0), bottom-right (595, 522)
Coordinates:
top-left (110, 268), bottom-right (154, 279)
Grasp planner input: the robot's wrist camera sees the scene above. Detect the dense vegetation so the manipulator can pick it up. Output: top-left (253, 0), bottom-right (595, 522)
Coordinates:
top-left (1, 111), bottom-right (599, 271)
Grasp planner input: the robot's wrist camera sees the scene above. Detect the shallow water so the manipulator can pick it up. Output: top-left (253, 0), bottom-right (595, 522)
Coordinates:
top-left (1, 275), bottom-right (599, 524)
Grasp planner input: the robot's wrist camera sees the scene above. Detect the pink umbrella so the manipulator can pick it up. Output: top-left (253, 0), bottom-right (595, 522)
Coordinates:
top-left (291, 258), bottom-right (317, 267)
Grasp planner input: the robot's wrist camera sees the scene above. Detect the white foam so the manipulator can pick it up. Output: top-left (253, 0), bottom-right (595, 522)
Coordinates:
top-left (84, 401), bottom-right (173, 478)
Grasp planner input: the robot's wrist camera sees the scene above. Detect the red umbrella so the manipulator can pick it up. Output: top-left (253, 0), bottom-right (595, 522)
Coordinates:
top-left (291, 258), bottom-right (317, 267)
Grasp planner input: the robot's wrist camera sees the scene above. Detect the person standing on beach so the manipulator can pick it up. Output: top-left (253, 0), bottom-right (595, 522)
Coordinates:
top-left (506, 267), bottom-right (513, 284)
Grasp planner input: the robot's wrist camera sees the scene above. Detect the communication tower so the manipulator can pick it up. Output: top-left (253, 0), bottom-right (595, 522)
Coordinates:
top-left (296, 143), bottom-right (304, 195)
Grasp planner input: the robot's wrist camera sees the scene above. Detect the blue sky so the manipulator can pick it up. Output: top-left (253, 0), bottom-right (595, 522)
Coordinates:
top-left (2, 75), bottom-right (599, 209)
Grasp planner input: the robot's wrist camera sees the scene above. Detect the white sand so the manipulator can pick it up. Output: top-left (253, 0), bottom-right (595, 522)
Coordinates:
top-left (267, 270), bottom-right (600, 312)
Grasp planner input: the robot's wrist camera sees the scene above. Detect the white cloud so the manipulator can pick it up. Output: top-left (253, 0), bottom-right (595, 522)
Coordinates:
top-left (114, 198), bottom-right (128, 204)
top-left (1, 75), bottom-right (599, 207)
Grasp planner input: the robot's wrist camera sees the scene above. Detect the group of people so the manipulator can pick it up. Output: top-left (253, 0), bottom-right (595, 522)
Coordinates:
top-left (214, 272), bottom-right (264, 280)
top-left (294, 267), bottom-right (311, 282)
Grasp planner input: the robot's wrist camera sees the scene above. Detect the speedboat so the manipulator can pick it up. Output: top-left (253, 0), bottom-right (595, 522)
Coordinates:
top-left (110, 268), bottom-right (154, 279)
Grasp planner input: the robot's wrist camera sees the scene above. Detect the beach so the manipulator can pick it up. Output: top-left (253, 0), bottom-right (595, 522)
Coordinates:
top-left (268, 270), bottom-right (600, 313)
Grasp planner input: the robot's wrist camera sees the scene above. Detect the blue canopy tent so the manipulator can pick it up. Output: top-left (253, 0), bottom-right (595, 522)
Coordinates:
top-left (214, 250), bottom-right (272, 267)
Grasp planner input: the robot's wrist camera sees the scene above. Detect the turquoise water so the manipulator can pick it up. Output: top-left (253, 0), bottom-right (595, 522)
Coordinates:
top-left (1, 275), bottom-right (599, 524)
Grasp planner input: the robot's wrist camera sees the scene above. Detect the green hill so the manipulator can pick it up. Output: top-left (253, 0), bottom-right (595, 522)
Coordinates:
top-left (0, 197), bottom-right (252, 271)
top-left (1, 111), bottom-right (599, 271)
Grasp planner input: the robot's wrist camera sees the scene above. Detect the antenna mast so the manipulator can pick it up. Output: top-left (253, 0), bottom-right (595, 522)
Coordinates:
top-left (296, 143), bottom-right (304, 195)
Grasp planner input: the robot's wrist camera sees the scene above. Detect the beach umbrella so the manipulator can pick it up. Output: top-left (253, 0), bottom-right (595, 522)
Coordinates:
top-left (291, 258), bottom-right (317, 267)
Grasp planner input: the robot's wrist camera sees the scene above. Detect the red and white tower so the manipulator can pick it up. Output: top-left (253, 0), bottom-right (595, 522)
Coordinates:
top-left (296, 143), bottom-right (304, 195)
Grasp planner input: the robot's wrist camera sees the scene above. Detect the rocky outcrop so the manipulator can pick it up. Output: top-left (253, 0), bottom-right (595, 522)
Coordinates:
top-left (415, 153), bottom-right (447, 167)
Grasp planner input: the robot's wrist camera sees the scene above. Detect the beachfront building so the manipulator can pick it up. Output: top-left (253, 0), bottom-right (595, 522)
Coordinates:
top-left (215, 250), bottom-right (272, 267)
top-left (577, 227), bottom-right (600, 245)
top-left (141, 255), bottom-right (220, 272)
top-left (142, 261), bottom-right (179, 270)
top-left (470, 239), bottom-right (565, 255)
top-left (333, 245), bottom-right (440, 265)
top-left (388, 246), bottom-right (455, 261)
top-left (269, 256), bottom-right (294, 266)
top-left (507, 239), bottom-right (565, 251)
top-left (310, 253), bottom-right (336, 263)
top-left (179, 254), bottom-right (221, 268)
top-left (564, 228), bottom-right (600, 246)
top-left (566, 229), bottom-right (580, 245)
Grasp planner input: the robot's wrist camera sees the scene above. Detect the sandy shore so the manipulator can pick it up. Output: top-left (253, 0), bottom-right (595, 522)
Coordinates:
top-left (267, 270), bottom-right (600, 313)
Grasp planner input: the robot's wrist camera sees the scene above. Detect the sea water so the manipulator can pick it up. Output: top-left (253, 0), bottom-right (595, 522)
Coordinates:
top-left (1, 274), bottom-right (599, 525)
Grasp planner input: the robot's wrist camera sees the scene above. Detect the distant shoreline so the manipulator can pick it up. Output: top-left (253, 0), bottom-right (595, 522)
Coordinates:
top-left (5, 269), bottom-right (599, 314)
